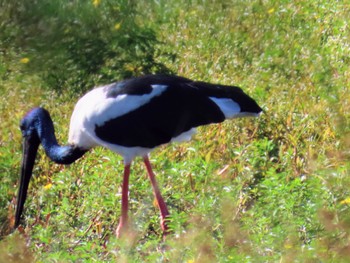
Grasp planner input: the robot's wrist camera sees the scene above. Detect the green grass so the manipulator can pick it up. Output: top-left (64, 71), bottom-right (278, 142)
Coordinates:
top-left (1, 0), bottom-right (350, 262)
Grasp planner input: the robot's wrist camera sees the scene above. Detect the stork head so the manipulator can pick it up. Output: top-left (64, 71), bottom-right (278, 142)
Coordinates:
top-left (20, 107), bottom-right (53, 140)
top-left (14, 107), bottom-right (88, 229)
top-left (20, 108), bottom-right (39, 135)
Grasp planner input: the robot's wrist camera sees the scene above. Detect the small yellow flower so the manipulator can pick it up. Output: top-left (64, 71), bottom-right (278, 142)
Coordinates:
top-left (20, 57), bottom-right (30, 64)
top-left (44, 183), bottom-right (52, 190)
top-left (284, 242), bottom-right (293, 249)
top-left (114, 22), bottom-right (121, 30)
top-left (268, 8), bottom-right (275, 14)
top-left (92, 0), bottom-right (101, 7)
top-left (340, 197), bottom-right (350, 205)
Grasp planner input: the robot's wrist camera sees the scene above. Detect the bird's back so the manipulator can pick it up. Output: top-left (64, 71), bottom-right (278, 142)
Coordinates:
top-left (69, 75), bottom-right (262, 158)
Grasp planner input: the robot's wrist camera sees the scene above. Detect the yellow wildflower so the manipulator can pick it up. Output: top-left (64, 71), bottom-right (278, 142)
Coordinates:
top-left (340, 197), bottom-right (350, 205)
top-left (44, 183), bottom-right (52, 190)
top-left (20, 57), bottom-right (30, 64)
top-left (284, 241), bottom-right (293, 249)
top-left (92, 0), bottom-right (101, 7)
top-left (268, 8), bottom-right (275, 14)
top-left (114, 22), bottom-right (121, 30)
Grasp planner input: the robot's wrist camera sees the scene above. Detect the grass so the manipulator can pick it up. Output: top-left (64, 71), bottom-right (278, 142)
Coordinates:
top-left (1, 0), bottom-right (350, 262)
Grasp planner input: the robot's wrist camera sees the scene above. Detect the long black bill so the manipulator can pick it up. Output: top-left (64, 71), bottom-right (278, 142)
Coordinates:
top-left (14, 135), bottom-right (40, 229)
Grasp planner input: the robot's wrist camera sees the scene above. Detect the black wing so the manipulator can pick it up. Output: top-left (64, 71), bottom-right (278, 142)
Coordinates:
top-left (95, 75), bottom-right (261, 148)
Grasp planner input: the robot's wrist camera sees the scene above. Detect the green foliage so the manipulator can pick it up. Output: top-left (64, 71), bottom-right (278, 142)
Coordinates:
top-left (0, 0), bottom-right (172, 92)
top-left (0, 0), bottom-right (350, 262)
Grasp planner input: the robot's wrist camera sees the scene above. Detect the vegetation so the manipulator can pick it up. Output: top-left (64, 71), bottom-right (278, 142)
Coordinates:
top-left (0, 0), bottom-right (171, 92)
top-left (1, 0), bottom-right (350, 261)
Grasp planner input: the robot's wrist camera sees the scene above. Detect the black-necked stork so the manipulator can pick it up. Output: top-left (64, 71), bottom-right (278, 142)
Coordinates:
top-left (15, 74), bottom-right (262, 237)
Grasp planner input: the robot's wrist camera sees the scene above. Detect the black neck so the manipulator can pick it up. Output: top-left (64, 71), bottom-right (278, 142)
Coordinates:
top-left (30, 108), bottom-right (87, 164)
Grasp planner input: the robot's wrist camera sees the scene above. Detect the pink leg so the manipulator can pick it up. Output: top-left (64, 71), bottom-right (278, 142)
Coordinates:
top-left (116, 163), bottom-right (131, 237)
top-left (143, 156), bottom-right (170, 236)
